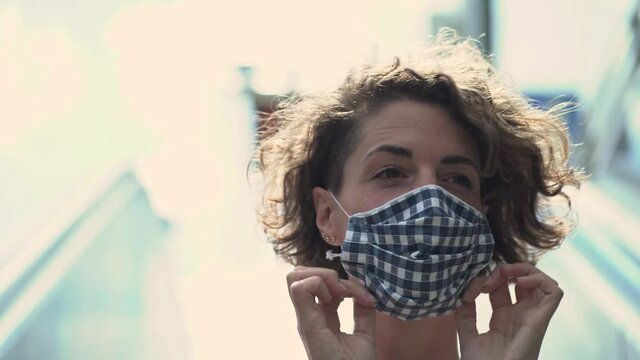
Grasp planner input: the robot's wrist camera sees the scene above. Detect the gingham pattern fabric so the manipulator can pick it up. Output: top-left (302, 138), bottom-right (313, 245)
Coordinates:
top-left (340, 185), bottom-right (494, 320)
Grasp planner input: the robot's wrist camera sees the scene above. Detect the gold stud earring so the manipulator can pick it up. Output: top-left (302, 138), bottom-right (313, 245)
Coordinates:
top-left (322, 233), bottom-right (337, 245)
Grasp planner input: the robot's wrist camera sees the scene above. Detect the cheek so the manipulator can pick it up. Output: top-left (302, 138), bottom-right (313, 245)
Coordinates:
top-left (342, 186), bottom-right (415, 214)
top-left (459, 192), bottom-right (484, 213)
top-left (358, 188), bottom-right (413, 212)
top-left (343, 193), bottom-right (385, 214)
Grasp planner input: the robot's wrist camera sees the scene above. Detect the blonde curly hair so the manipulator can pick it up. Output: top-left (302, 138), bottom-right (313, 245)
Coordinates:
top-left (255, 29), bottom-right (580, 275)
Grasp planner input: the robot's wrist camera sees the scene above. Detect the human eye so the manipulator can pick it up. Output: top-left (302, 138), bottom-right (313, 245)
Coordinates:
top-left (373, 166), bottom-right (408, 180)
top-left (444, 173), bottom-right (474, 188)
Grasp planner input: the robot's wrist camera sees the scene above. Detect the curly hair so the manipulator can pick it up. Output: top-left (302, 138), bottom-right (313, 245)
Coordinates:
top-left (255, 29), bottom-right (581, 274)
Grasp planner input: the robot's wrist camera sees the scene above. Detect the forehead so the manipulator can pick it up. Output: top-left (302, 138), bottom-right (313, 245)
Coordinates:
top-left (352, 99), bottom-right (480, 163)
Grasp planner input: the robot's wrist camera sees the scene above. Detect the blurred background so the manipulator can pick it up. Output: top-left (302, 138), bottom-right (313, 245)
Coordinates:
top-left (0, 0), bottom-right (638, 359)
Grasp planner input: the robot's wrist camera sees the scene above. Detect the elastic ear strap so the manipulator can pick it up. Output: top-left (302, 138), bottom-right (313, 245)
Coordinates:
top-left (329, 191), bottom-right (350, 217)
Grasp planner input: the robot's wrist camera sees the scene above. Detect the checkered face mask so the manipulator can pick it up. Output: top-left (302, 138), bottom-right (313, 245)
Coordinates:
top-left (327, 185), bottom-right (494, 320)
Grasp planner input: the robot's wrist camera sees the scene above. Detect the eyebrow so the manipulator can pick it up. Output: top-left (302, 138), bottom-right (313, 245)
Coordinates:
top-left (441, 155), bottom-right (480, 173)
top-left (362, 144), bottom-right (413, 163)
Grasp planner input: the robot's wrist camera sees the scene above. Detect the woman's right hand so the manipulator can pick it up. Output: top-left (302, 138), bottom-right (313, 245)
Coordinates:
top-left (286, 266), bottom-right (378, 360)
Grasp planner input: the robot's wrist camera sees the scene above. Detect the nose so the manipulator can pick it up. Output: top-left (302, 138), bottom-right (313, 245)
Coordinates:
top-left (415, 169), bottom-right (438, 189)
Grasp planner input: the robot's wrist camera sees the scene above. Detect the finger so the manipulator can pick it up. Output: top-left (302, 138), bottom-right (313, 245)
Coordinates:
top-left (322, 297), bottom-right (343, 332)
top-left (514, 281), bottom-right (534, 302)
top-left (455, 301), bottom-right (479, 346)
top-left (515, 273), bottom-right (564, 302)
top-left (345, 276), bottom-right (377, 306)
top-left (353, 300), bottom-right (377, 336)
top-left (487, 281), bottom-right (512, 310)
top-left (287, 267), bottom-right (348, 300)
top-left (516, 273), bottom-right (559, 293)
top-left (286, 267), bottom-right (376, 306)
top-left (483, 263), bottom-right (540, 292)
top-left (287, 266), bottom-right (344, 288)
top-left (289, 276), bottom-right (332, 331)
top-left (290, 276), bottom-right (333, 306)
top-left (515, 273), bottom-right (564, 324)
top-left (461, 275), bottom-right (487, 303)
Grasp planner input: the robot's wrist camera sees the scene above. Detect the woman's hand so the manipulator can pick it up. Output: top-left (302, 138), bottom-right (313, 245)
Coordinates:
top-left (455, 263), bottom-right (563, 360)
top-left (286, 266), bottom-right (378, 360)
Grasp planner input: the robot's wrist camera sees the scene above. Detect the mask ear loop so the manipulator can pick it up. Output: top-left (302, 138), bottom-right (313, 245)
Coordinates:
top-left (328, 191), bottom-right (350, 217)
top-left (325, 191), bottom-right (350, 261)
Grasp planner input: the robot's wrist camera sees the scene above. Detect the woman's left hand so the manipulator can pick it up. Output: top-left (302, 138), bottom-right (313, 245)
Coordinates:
top-left (455, 263), bottom-right (563, 360)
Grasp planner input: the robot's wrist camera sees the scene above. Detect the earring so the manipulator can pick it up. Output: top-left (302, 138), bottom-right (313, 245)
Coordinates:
top-left (321, 232), bottom-right (337, 245)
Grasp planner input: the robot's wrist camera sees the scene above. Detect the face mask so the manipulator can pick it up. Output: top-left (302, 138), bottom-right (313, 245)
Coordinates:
top-left (326, 185), bottom-right (494, 320)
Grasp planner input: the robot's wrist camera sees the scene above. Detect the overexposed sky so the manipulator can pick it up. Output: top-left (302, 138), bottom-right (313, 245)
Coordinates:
top-left (0, 0), bottom-right (442, 146)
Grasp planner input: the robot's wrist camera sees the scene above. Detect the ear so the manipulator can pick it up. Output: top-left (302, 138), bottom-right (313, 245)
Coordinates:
top-left (312, 186), bottom-right (339, 245)
top-left (481, 196), bottom-right (490, 216)
top-left (480, 189), bottom-right (493, 216)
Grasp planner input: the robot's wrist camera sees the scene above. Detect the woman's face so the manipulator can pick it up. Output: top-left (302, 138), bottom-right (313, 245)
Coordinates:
top-left (317, 99), bottom-right (485, 243)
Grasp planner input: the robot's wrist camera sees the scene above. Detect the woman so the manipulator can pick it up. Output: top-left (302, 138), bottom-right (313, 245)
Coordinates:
top-left (256, 30), bottom-right (580, 359)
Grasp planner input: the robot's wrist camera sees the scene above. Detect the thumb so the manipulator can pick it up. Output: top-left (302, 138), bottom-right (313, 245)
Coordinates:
top-left (353, 300), bottom-right (376, 336)
top-left (455, 301), bottom-right (479, 346)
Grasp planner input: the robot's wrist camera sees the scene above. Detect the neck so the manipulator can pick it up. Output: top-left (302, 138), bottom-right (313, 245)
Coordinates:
top-left (375, 312), bottom-right (458, 360)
